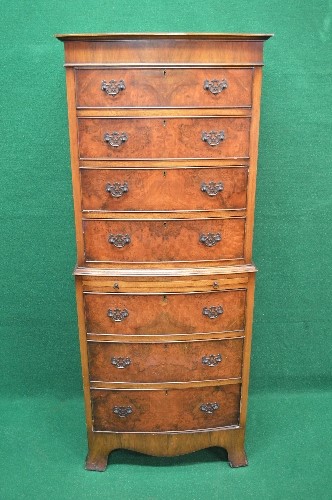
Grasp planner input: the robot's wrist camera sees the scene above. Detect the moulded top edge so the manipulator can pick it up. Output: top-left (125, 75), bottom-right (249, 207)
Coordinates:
top-left (55, 32), bottom-right (274, 42)
top-left (73, 264), bottom-right (258, 277)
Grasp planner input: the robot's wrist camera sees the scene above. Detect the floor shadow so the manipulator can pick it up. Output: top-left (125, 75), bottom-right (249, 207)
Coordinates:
top-left (108, 446), bottom-right (229, 468)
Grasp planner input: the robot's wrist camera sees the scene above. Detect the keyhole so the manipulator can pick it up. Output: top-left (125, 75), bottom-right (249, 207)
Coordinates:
top-left (163, 119), bottom-right (166, 127)
top-left (163, 222), bottom-right (167, 227)
top-left (163, 295), bottom-right (167, 302)
top-left (163, 69), bottom-right (167, 76)
top-left (163, 171), bottom-right (166, 177)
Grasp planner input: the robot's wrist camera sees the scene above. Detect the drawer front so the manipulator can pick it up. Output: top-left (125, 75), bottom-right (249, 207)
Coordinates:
top-left (84, 289), bottom-right (246, 335)
top-left (78, 117), bottom-right (250, 159)
top-left (88, 338), bottom-right (243, 383)
top-left (91, 384), bottom-right (241, 432)
top-left (80, 167), bottom-right (248, 212)
top-left (76, 68), bottom-right (253, 108)
top-left (83, 218), bottom-right (245, 263)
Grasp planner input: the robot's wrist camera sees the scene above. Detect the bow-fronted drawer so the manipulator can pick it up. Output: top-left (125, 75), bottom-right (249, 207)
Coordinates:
top-left (91, 383), bottom-right (241, 432)
top-left (84, 288), bottom-right (246, 335)
top-left (75, 68), bottom-right (253, 108)
top-left (82, 217), bottom-right (245, 264)
top-left (80, 166), bottom-right (248, 212)
top-left (88, 337), bottom-right (243, 383)
top-left (78, 117), bottom-right (250, 160)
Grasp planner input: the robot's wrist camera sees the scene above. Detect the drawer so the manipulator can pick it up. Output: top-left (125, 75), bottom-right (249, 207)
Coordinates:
top-left (83, 218), bottom-right (245, 263)
top-left (84, 289), bottom-right (246, 335)
top-left (80, 167), bottom-right (248, 212)
top-left (78, 117), bottom-right (250, 160)
top-left (76, 68), bottom-right (253, 108)
top-left (88, 338), bottom-right (243, 383)
top-left (91, 384), bottom-right (241, 432)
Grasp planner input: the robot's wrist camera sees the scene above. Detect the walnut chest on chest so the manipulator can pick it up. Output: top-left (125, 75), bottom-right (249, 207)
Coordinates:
top-left (56, 32), bottom-right (272, 471)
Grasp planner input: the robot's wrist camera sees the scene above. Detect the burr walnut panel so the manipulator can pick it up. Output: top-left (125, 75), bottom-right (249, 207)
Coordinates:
top-left (76, 68), bottom-right (253, 108)
top-left (91, 383), bottom-right (241, 432)
top-left (84, 289), bottom-right (246, 335)
top-left (80, 167), bottom-right (248, 212)
top-left (78, 117), bottom-right (250, 160)
top-left (83, 218), bottom-right (245, 263)
top-left (87, 338), bottom-right (244, 383)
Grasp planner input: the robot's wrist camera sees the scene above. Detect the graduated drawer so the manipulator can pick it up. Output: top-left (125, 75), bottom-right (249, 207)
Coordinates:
top-left (76, 68), bottom-right (253, 108)
top-left (91, 384), bottom-right (241, 432)
top-left (88, 338), bottom-right (243, 383)
top-left (78, 117), bottom-right (250, 160)
top-left (83, 218), bottom-right (245, 263)
top-left (80, 167), bottom-right (248, 212)
top-left (84, 289), bottom-right (246, 335)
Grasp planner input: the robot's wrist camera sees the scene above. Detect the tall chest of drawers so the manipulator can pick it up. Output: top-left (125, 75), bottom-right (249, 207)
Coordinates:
top-left (57, 33), bottom-right (272, 471)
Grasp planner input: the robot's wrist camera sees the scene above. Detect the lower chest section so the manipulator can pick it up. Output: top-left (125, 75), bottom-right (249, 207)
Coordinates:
top-left (77, 272), bottom-right (254, 435)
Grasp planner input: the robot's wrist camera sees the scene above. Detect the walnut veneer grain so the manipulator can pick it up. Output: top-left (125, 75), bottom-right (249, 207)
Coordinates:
top-left (88, 338), bottom-right (243, 383)
top-left (91, 384), bottom-right (241, 432)
top-left (84, 289), bottom-right (246, 335)
top-left (78, 117), bottom-right (250, 160)
top-left (76, 68), bottom-right (253, 108)
top-left (83, 218), bottom-right (245, 264)
top-left (80, 166), bottom-right (248, 212)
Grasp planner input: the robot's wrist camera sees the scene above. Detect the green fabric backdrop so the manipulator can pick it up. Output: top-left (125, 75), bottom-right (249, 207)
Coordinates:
top-left (1, 0), bottom-right (331, 498)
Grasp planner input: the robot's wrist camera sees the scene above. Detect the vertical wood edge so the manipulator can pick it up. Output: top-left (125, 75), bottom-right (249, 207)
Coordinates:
top-left (75, 276), bottom-right (93, 432)
top-left (65, 67), bottom-right (85, 265)
top-left (244, 67), bottom-right (263, 262)
top-left (239, 273), bottom-right (256, 427)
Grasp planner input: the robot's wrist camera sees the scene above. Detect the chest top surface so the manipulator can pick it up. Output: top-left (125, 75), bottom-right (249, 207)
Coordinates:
top-left (56, 32), bottom-right (273, 65)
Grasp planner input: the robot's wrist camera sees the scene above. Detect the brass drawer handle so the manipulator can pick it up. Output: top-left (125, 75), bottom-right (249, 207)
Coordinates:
top-left (200, 402), bottom-right (220, 414)
top-left (201, 181), bottom-right (224, 196)
top-left (104, 131), bottom-right (128, 147)
top-left (201, 130), bottom-right (225, 146)
top-left (113, 406), bottom-right (133, 418)
top-left (101, 79), bottom-right (126, 96)
top-left (203, 79), bottom-right (228, 94)
top-left (107, 308), bottom-right (129, 322)
top-left (199, 232), bottom-right (221, 247)
top-left (106, 181), bottom-right (129, 198)
top-left (108, 234), bottom-right (131, 248)
top-left (202, 306), bottom-right (224, 319)
top-left (202, 354), bottom-right (222, 366)
top-left (111, 356), bottom-right (131, 369)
